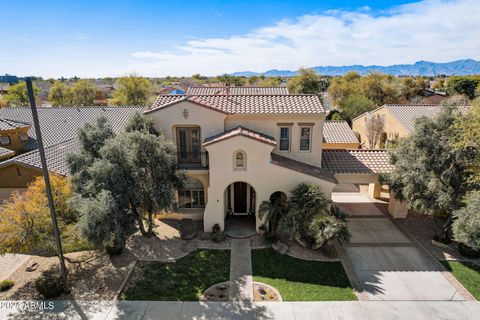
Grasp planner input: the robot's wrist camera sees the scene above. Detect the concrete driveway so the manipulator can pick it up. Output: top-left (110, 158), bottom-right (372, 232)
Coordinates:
top-left (334, 192), bottom-right (466, 301)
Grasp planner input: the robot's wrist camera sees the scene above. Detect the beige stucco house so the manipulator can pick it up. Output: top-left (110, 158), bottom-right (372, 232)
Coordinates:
top-left (352, 104), bottom-right (445, 148)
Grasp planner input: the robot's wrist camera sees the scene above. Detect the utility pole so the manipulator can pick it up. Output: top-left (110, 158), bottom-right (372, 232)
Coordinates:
top-left (26, 79), bottom-right (69, 291)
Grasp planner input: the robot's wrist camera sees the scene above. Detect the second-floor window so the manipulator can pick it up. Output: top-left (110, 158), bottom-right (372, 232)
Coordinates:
top-left (176, 127), bottom-right (201, 164)
top-left (0, 136), bottom-right (11, 146)
top-left (300, 127), bottom-right (312, 151)
top-left (279, 127), bottom-right (290, 151)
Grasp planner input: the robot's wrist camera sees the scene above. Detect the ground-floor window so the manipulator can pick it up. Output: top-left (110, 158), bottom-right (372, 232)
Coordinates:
top-left (179, 189), bottom-right (205, 208)
top-left (178, 177), bottom-right (205, 208)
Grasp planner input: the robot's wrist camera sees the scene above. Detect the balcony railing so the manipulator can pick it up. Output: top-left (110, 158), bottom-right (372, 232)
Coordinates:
top-left (176, 152), bottom-right (209, 169)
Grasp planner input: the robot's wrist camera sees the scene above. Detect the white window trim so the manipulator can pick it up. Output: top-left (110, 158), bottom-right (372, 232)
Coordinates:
top-left (233, 150), bottom-right (247, 170)
top-left (278, 126), bottom-right (291, 152)
top-left (0, 136), bottom-right (11, 146)
top-left (299, 126), bottom-right (313, 152)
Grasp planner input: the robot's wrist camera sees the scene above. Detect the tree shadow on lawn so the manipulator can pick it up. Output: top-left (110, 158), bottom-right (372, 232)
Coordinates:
top-left (252, 248), bottom-right (357, 301)
top-left (121, 249), bottom-right (231, 301)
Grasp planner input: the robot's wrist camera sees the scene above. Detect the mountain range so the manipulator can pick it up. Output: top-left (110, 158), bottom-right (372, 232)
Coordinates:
top-left (231, 59), bottom-right (480, 77)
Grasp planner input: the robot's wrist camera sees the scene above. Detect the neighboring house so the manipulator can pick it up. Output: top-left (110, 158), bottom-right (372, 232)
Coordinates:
top-left (186, 86), bottom-right (289, 95)
top-left (93, 90), bottom-right (108, 106)
top-left (0, 107), bottom-right (144, 198)
top-left (422, 89), bottom-right (448, 105)
top-left (0, 118), bottom-right (31, 155)
top-left (322, 121), bottom-right (359, 149)
top-left (352, 104), bottom-right (447, 148)
top-left (169, 89), bottom-right (185, 95)
top-left (146, 92), bottom-right (396, 232)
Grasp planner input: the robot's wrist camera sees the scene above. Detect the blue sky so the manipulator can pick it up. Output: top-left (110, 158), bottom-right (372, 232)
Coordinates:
top-left (1, 0), bottom-right (479, 78)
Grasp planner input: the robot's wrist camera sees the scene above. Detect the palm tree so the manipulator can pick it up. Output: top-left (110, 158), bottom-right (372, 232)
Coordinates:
top-left (285, 183), bottom-right (350, 249)
top-left (258, 200), bottom-right (285, 234)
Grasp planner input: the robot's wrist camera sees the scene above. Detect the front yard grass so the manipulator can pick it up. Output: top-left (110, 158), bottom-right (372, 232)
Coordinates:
top-left (252, 248), bottom-right (356, 301)
top-left (441, 260), bottom-right (480, 299)
top-left (121, 250), bottom-right (230, 301)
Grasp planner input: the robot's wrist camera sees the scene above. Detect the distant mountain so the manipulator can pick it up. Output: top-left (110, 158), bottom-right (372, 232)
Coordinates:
top-left (231, 59), bottom-right (480, 77)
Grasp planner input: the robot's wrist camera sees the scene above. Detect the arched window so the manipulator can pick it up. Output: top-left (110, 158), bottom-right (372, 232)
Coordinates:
top-left (234, 151), bottom-right (246, 169)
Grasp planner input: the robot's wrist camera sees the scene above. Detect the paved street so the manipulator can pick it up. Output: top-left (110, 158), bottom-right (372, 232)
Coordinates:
top-left (1, 300), bottom-right (479, 319)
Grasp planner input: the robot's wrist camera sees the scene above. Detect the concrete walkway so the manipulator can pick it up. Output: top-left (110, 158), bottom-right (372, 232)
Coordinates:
top-left (229, 238), bottom-right (253, 302)
top-left (1, 300), bottom-right (479, 319)
top-left (0, 254), bottom-right (30, 281)
top-left (334, 193), bottom-right (469, 301)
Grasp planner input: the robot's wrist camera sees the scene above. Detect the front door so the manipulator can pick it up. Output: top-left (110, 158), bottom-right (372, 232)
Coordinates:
top-left (234, 182), bottom-right (247, 213)
top-left (176, 127), bottom-right (201, 164)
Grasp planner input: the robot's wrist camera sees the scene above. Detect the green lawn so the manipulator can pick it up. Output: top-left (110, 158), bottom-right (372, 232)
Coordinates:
top-left (122, 250), bottom-right (230, 301)
top-left (441, 260), bottom-right (480, 299)
top-left (252, 248), bottom-right (356, 301)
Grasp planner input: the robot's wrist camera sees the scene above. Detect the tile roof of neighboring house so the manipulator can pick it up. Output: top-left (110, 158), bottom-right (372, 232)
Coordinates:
top-left (271, 153), bottom-right (337, 184)
top-left (0, 139), bottom-right (80, 176)
top-left (0, 147), bottom-right (14, 159)
top-left (322, 149), bottom-right (394, 174)
top-left (0, 107), bottom-right (144, 175)
top-left (203, 126), bottom-right (276, 146)
top-left (186, 86), bottom-right (289, 95)
top-left (384, 104), bottom-right (445, 133)
top-left (149, 94), bottom-right (325, 115)
top-left (0, 107), bottom-right (145, 150)
top-left (323, 121), bottom-right (359, 144)
top-left (0, 118), bottom-right (31, 131)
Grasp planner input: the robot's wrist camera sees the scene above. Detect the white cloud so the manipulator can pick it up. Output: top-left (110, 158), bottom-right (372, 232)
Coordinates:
top-left (127, 0), bottom-right (480, 76)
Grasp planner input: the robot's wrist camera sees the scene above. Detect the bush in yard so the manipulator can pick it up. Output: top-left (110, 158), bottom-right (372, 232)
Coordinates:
top-left (35, 269), bottom-right (64, 298)
top-left (452, 191), bottom-right (480, 258)
top-left (282, 183), bottom-right (350, 249)
top-left (211, 223), bottom-right (226, 242)
top-left (0, 280), bottom-right (14, 292)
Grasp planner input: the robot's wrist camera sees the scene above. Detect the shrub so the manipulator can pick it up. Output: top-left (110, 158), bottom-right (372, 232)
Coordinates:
top-left (0, 280), bottom-right (14, 292)
top-left (35, 269), bottom-right (65, 298)
top-left (452, 191), bottom-right (480, 257)
top-left (211, 223), bottom-right (226, 243)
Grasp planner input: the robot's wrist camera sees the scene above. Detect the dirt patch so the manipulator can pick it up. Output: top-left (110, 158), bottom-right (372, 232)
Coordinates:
top-left (396, 211), bottom-right (480, 264)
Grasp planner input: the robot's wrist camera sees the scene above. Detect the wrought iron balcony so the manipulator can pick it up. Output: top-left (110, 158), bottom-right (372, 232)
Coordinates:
top-left (176, 152), bottom-right (209, 169)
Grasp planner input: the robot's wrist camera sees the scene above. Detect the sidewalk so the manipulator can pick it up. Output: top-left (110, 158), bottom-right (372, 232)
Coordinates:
top-left (1, 300), bottom-right (479, 319)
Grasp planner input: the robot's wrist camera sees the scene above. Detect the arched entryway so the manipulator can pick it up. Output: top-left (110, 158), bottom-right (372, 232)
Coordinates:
top-left (224, 182), bottom-right (256, 238)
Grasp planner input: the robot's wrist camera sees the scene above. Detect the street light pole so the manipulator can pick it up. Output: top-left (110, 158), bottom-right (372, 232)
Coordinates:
top-left (26, 78), bottom-right (69, 291)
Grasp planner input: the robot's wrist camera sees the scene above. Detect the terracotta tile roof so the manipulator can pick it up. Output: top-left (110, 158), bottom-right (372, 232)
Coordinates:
top-left (149, 94), bottom-right (325, 115)
top-left (322, 149), bottom-right (394, 174)
top-left (0, 118), bottom-right (31, 131)
top-left (384, 104), bottom-right (445, 132)
top-left (0, 107), bottom-right (145, 150)
top-left (203, 126), bottom-right (276, 146)
top-left (271, 153), bottom-right (337, 184)
top-left (186, 86), bottom-right (289, 95)
top-left (0, 147), bottom-right (14, 159)
top-left (323, 121), bottom-right (359, 144)
top-left (0, 139), bottom-right (79, 176)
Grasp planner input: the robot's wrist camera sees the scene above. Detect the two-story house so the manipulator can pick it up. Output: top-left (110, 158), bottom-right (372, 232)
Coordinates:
top-left (146, 93), bottom-right (346, 232)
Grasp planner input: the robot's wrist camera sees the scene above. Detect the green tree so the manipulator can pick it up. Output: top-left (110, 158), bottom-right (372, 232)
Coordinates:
top-left (452, 191), bottom-right (480, 257)
top-left (359, 73), bottom-right (400, 106)
top-left (282, 183), bottom-right (350, 249)
top-left (446, 76), bottom-right (479, 100)
top-left (328, 72), bottom-right (361, 106)
top-left (111, 76), bottom-right (153, 106)
top-left (325, 109), bottom-right (352, 126)
top-left (258, 198), bottom-right (286, 234)
top-left (71, 79), bottom-right (96, 106)
top-left (216, 74), bottom-right (244, 86)
top-left (287, 68), bottom-right (323, 94)
top-left (400, 77), bottom-right (429, 101)
top-left (48, 81), bottom-right (73, 107)
top-left (384, 106), bottom-right (474, 243)
top-left (451, 99), bottom-right (480, 186)
top-left (340, 94), bottom-right (375, 118)
top-left (257, 77), bottom-right (282, 87)
top-left (3, 82), bottom-right (39, 107)
top-left (68, 114), bottom-right (184, 253)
